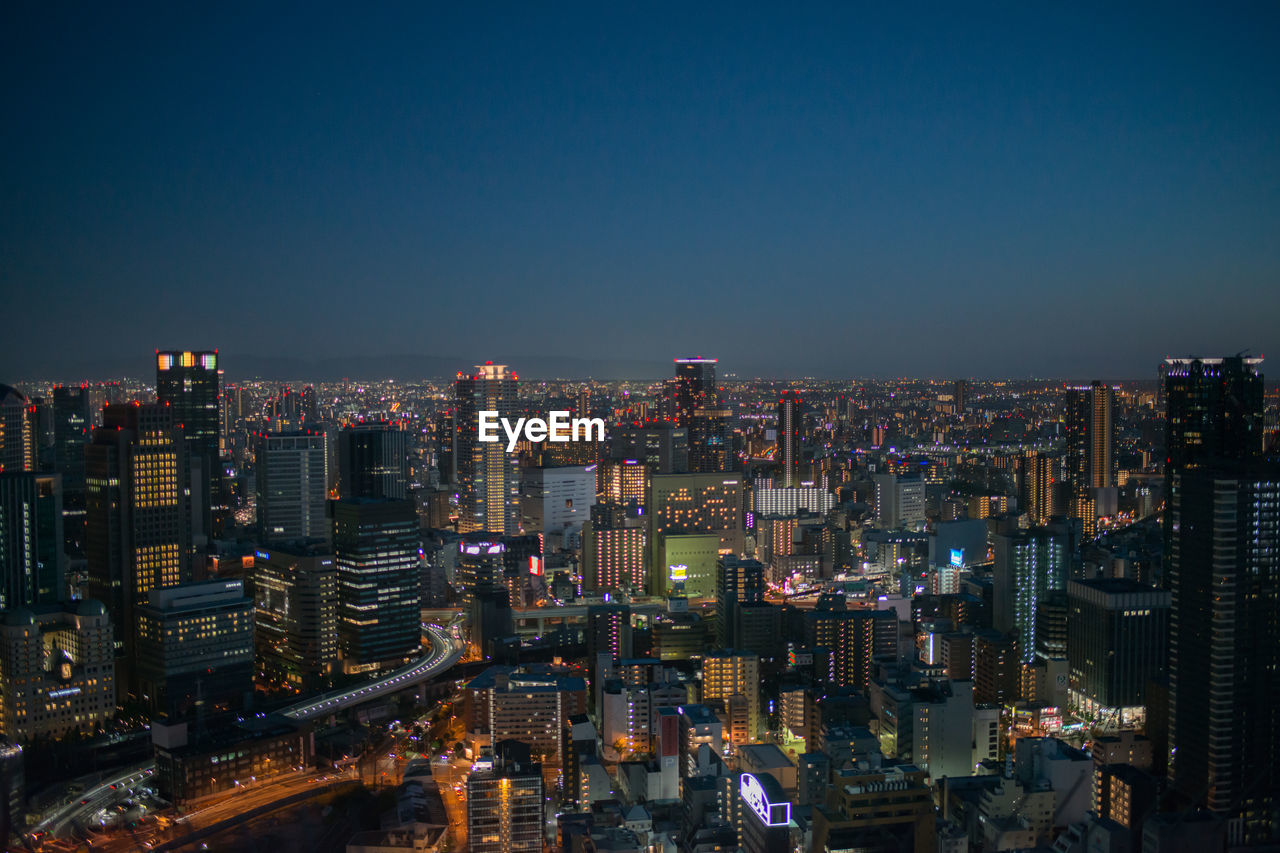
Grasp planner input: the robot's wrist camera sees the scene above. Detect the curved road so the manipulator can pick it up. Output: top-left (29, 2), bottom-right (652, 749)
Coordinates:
top-left (30, 621), bottom-right (465, 842)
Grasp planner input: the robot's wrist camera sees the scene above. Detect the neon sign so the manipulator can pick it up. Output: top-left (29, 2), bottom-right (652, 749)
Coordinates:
top-left (740, 773), bottom-right (791, 827)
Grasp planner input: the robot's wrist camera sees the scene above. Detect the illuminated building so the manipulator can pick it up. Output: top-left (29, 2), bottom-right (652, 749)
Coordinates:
top-left (665, 357), bottom-right (730, 474)
top-left (811, 765), bottom-right (935, 853)
top-left (581, 504), bottom-right (646, 594)
top-left (85, 403), bottom-right (191, 660)
top-left (702, 650), bottom-right (760, 746)
top-left (777, 392), bottom-right (802, 488)
top-left (455, 363), bottom-right (519, 536)
top-left (739, 771), bottom-right (793, 853)
top-left (0, 600), bottom-right (114, 740)
top-left (873, 473), bottom-right (925, 529)
top-left (253, 431), bottom-right (328, 541)
top-left (519, 464), bottom-right (595, 543)
top-left (337, 422), bottom-right (410, 500)
top-left (134, 579), bottom-right (253, 716)
top-left (0, 386), bottom-right (32, 474)
top-left (455, 534), bottom-right (506, 613)
top-left (654, 532), bottom-right (720, 598)
top-left (716, 555), bottom-right (763, 648)
top-left (647, 472), bottom-right (743, 595)
top-left (668, 358), bottom-right (718, 427)
top-left (52, 385), bottom-right (90, 556)
top-left (464, 667), bottom-right (587, 764)
top-left (751, 484), bottom-right (834, 517)
top-left (586, 603), bottom-right (632, 663)
top-left (973, 630), bottom-right (1020, 706)
top-left (1065, 382), bottom-right (1115, 491)
top-left (994, 522), bottom-right (1071, 663)
top-left (1021, 451), bottom-right (1060, 526)
top-left (609, 420), bottom-right (688, 474)
top-left (600, 457), bottom-right (647, 505)
top-left (803, 599), bottom-right (897, 689)
top-left (152, 713), bottom-right (312, 805)
top-left (332, 498), bottom-right (420, 674)
top-left (467, 742), bottom-right (543, 853)
top-left (0, 472), bottom-right (65, 608)
top-left (252, 540), bottom-right (337, 692)
top-left (155, 350), bottom-right (224, 538)
top-left (1065, 579), bottom-right (1168, 727)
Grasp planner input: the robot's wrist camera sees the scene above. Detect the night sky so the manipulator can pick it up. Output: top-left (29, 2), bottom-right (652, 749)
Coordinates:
top-left (3, 3), bottom-right (1278, 380)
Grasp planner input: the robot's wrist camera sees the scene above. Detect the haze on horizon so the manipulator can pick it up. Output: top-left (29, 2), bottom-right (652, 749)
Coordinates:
top-left (3, 4), bottom-right (1278, 380)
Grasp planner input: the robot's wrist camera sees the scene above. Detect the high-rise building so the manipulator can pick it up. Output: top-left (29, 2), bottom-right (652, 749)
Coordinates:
top-left (608, 420), bottom-right (688, 474)
top-left (254, 431), bottom-right (329, 542)
top-left (1022, 451), bottom-right (1060, 526)
top-left (954, 379), bottom-right (969, 413)
top-left (455, 364), bottom-right (519, 536)
top-left (0, 473), bottom-right (65, 608)
top-left (647, 472), bottom-right (743, 595)
top-left (803, 601), bottom-right (897, 689)
top-left (702, 651), bottom-right (761, 746)
top-left (519, 465), bottom-right (595, 542)
top-left (252, 540), bottom-right (338, 693)
top-left (1066, 578), bottom-right (1169, 727)
top-left (994, 523), bottom-right (1071, 662)
top-left (716, 555), bottom-right (764, 648)
top-left (467, 742), bottom-right (543, 853)
top-left (155, 351), bottom-right (223, 539)
top-left (1163, 357), bottom-right (1275, 839)
top-left (337, 422), bottom-right (410, 500)
top-left (332, 498), bottom-right (420, 674)
top-left (1065, 382), bottom-right (1115, 491)
top-left (873, 473), bottom-right (926, 529)
top-left (0, 600), bottom-right (115, 740)
top-left (134, 579), bottom-right (254, 717)
top-left (581, 504), bottom-right (646, 595)
top-left (85, 403), bottom-right (191, 659)
top-left (599, 458), bottom-right (647, 505)
top-left (586, 604), bottom-right (633, 663)
top-left (669, 358), bottom-right (718, 427)
top-left (0, 386), bottom-right (32, 474)
top-left (51, 386), bottom-right (90, 557)
top-left (777, 392), bottom-right (802, 488)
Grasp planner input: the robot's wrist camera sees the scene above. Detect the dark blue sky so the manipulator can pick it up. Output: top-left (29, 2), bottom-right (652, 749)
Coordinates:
top-left (4, 3), bottom-right (1278, 379)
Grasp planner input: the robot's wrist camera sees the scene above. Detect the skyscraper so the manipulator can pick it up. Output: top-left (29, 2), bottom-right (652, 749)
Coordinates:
top-left (0, 472), bottom-right (65, 607)
top-left (647, 472), bottom-right (744, 595)
top-left (994, 523), bottom-right (1071, 663)
top-left (0, 386), bottom-right (32, 474)
top-left (777, 392), bottom-right (801, 488)
top-left (332, 498), bottom-right (420, 674)
top-left (1164, 358), bottom-right (1276, 838)
top-left (85, 403), bottom-right (191, 659)
top-left (1064, 381), bottom-right (1114, 491)
top-left (252, 540), bottom-right (338, 693)
top-left (156, 351), bottom-right (223, 539)
top-left (52, 385), bottom-right (90, 556)
top-left (467, 742), bottom-right (543, 853)
top-left (670, 358), bottom-right (731, 473)
top-left (716, 555), bottom-right (764, 648)
top-left (254, 431), bottom-right (329, 542)
top-left (337, 422), bottom-right (411, 500)
top-left (455, 364), bottom-right (519, 536)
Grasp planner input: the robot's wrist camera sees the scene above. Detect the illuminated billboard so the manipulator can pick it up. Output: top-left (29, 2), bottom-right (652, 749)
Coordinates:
top-left (740, 773), bottom-right (791, 827)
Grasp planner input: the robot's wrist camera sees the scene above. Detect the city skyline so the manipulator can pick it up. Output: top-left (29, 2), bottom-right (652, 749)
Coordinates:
top-left (5, 4), bottom-right (1280, 378)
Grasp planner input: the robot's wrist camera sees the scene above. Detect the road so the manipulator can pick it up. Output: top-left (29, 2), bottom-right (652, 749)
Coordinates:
top-left (28, 621), bottom-right (465, 846)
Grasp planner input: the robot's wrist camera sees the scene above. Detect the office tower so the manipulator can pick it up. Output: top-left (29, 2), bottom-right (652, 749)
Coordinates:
top-left (134, 579), bottom-right (254, 717)
top-left (85, 403), bottom-right (191, 657)
top-left (873, 473), bottom-right (926, 529)
top-left (0, 473), bottom-right (65, 607)
top-left (0, 386), bottom-right (32, 474)
top-left (252, 540), bottom-right (338, 693)
top-left (739, 771), bottom-right (792, 853)
top-left (647, 472), bottom-right (743, 595)
top-left (751, 483), bottom-right (835, 516)
top-left (954, 379), bottom-right (969, 413)
top-left (702, 650), bottom-right (761, 746)
top-left (581, 505), bottom-right (646, 594)
top-left (455, 535), bottom-right (507, 615)
top-left (51, 386), bottom-right (90, 556)
top-left (669, 358), bottom-right (718, 427)
top-left (689, 404), bottom-right (732, 473)
top-left (608, 420), bottom-right (688, 473)
top-left (993, 523), bottom-right (1070, 662)
top-left (519, 465), bottom-right (595, 542)
top-left (586, 604), bottom-right (633, 662)
top-left (716, 555), bottom-right (764, 647)
top-left (464, 667), bottom-right (588, 763)
top-left (332, 498), bottom-right (420, 674)
top-left (155, 351), bottom-right (223, 538)
top-left (1066, 579), bottom-right (1169, 727)
top-left (777, 392), bottom-right (802, 488)
top-left (455, 363), bottom-right (519, 536)
top-left (1168, 463), bottom-right (1279, 831)
top-left (254, 431), bottom-right (329, 542)
top-left (0, 600), bottom-right (115, 740)
top-left (1163, 356), bottom-right (1264, 476)
top-left (337, 422), bottom-right (410, 500)
top-left (467, 742), bottom-right (544, 853)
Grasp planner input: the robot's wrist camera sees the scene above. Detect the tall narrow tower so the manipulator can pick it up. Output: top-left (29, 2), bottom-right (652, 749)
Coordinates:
top-left (455, 363), bottom-right (519, 536)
